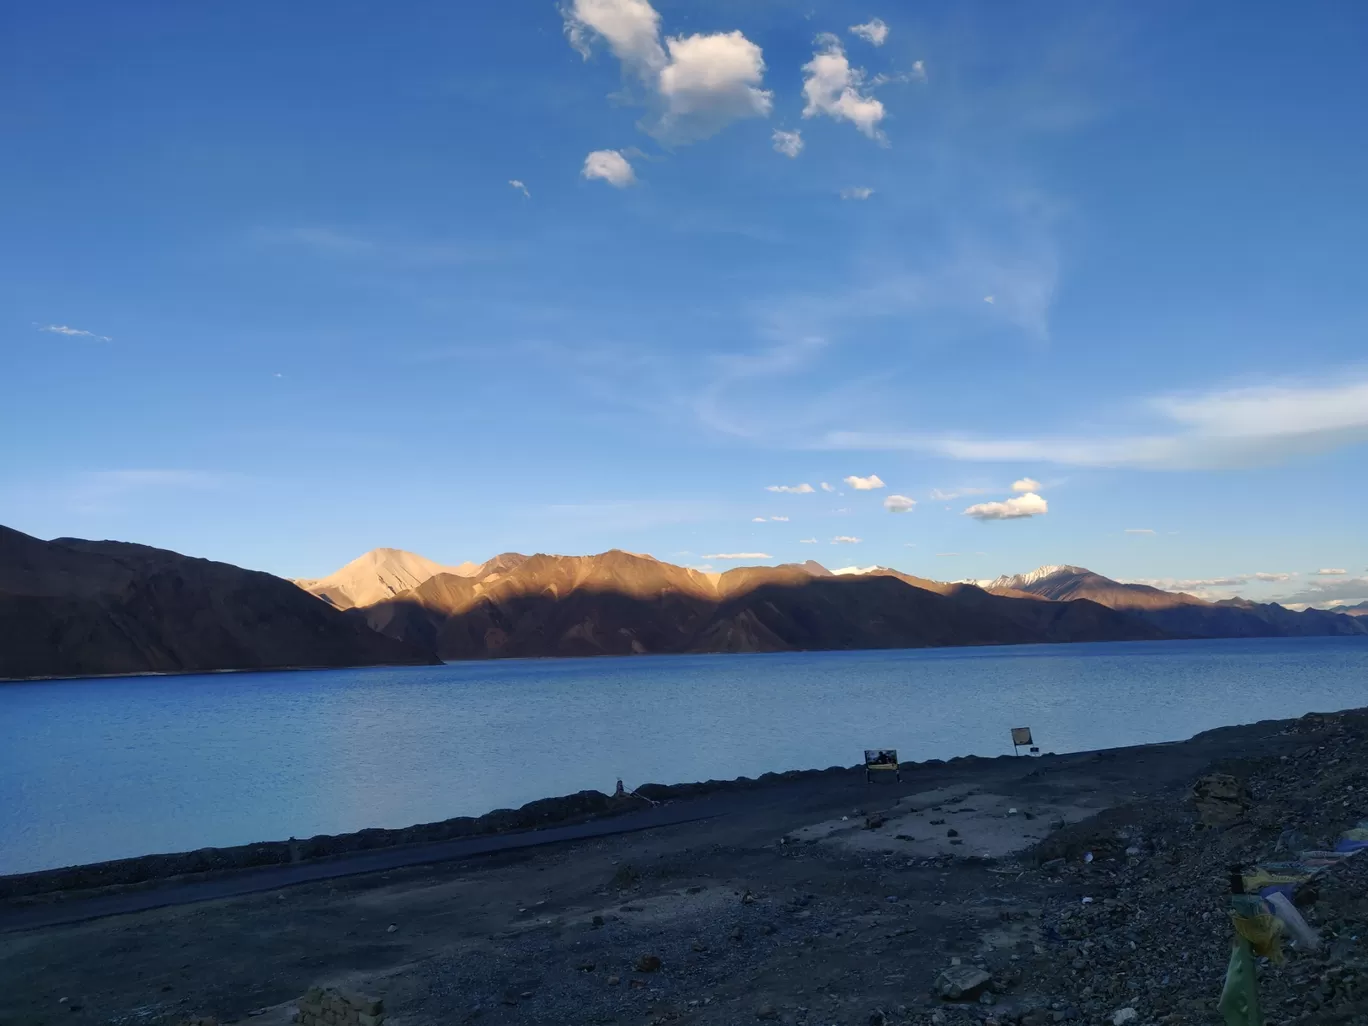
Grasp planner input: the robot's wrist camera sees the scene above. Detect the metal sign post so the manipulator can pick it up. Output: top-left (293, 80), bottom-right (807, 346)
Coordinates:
top-left (864, 748), bottom-right (901, 783)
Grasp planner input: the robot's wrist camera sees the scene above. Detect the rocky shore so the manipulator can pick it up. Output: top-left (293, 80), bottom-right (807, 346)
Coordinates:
top-left (4, 708), bottom-right (1368, 1026)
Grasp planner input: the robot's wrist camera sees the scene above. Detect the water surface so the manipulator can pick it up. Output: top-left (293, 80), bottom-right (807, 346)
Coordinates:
top-left (3, 636), bottom-right (1366, 874)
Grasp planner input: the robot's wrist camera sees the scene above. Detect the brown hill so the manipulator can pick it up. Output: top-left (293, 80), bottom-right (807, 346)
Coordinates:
top-left (294, 547), bottom-right (482, 610)
top-left (0, 526), bottom-right (438, 680)
top-left (358, 550), bottom-right (1164, 660)
top-left (987, 565), bottom-right (1368, 638)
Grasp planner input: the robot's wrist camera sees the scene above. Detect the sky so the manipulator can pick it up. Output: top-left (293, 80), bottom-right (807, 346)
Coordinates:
top-left (2, 0), bottom-right (1367, 610)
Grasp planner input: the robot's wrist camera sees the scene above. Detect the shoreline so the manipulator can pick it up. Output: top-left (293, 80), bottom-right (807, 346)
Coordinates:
top-left (8, 700), bottom-right (1361, 902)
top-left (5, 631), bottom-right (1365, 685)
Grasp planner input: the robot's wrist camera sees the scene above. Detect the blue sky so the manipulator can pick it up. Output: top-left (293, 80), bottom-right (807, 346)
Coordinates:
top-left (3, 0), bottom-right (1367, 609)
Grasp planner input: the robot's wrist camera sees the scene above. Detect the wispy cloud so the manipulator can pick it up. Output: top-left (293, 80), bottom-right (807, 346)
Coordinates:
top-left (1125, 528), bottom-right (1155, 535)
top-left (769, 515), bottom-right (789, 522)
top-left (844, 474), bottom-right (885, 490)
top-left (930, 487), bottom-right (987, 501)
top-left (840, 187), bottom-right (874, 200)
top-left (1317, 568), bottom-right (1347, 576)
top-left (1011, 477), bottom-right (1041, 493)
top-left (826, 373), bottom-right (1368, 469)
top-left (1254, 572), bottom-right (1296, 582)
top-left (799, 537), bottom-right (818, 544)
top-left (582, 149), bottom-right (637, 187)
top-left (963, 492), bottom-right (1048, 520)
top-left (509, 179), bottom-right (530, 198)
top-left (40, 324), bottom-right (111, 342)
top-left (703, 552), bottom-right (771, 560)
top-left (772, 128), bottom-right (803, 158)
top-left (832, 535), bottom-right (862, 544)
top-left (883, 494), bottom-right (916, 513)
top-left (767, 482), bottom-right (815, 494)
top-left (820, 482), bottom-right (835, 492)
top-left (849, 18), bottom-right (889, 46)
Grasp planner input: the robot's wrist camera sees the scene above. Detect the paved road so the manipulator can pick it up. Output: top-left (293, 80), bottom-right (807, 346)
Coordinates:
top-left (0, 799), bottom-right (727, 934)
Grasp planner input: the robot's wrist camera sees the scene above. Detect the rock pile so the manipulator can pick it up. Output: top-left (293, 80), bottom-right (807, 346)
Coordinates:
top-left (293, 988), bottom-right (383, 1026)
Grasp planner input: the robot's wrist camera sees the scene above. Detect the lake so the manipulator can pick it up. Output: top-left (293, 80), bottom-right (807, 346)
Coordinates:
top-left (3, 636), bottom-right (1366, 875)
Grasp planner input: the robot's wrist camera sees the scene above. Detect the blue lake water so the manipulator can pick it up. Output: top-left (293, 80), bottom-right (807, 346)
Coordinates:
top-left (2, 636), bottom-right (1367, 875)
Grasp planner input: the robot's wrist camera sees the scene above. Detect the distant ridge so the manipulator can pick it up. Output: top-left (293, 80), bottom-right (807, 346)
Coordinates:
top-left (985, 564), bottom-right (1367, 638)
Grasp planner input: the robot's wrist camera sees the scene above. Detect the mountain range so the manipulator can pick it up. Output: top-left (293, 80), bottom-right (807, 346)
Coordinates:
top-left (0, 526), bottom-right (437, 680)
top-left (985, 564), bottom-right (1368, 638)
top-left (3, 525), bottom-right (1363, 681)
top-left (298, 549), bottom-right (1366, 661)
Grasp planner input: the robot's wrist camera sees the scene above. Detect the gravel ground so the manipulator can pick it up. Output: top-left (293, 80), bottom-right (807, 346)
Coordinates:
top-left (5, 708), bottom-right (1368, 1026)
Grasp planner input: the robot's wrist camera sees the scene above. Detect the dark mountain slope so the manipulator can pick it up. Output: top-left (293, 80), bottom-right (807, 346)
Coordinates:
top-left (0, 526), bottom-right (437, 680)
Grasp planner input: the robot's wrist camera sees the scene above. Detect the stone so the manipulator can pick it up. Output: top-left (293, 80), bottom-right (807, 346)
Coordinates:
top-left (755, 1004), bottom-right (779, 1020)
top-left (936, 966), bottom-right (993, 1001)
top-left (607, 976), bottom-right (621, 986)
top-left (692, 940), bottom-right (708, 952)
top-left (386, 924), bottom-right (398, 933)
top-left (1112, 1009), bottom-right (1139, 1025)
top-left (1191, 773), bottom-right (1249, 827)
top-left (577, 961), bottom-right (596, 972)
top-left (357, 1015), bottom-right (382, 1026)
top-left (636, 954), bottom-right (662, 972)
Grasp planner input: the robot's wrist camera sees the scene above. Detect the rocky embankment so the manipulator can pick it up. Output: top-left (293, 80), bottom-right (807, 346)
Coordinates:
top-left (920, 709), bottom-right (1368, 1026)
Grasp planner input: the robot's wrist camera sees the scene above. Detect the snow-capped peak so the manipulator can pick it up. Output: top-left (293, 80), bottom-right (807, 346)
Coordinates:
top-left (988, 564), bottom-right (1086, 591)
top-left (832, 565), bottom-right (885, 576)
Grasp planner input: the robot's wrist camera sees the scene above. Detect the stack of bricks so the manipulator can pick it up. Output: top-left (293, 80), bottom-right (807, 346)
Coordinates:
top-left (294, 987), bottom-right (383, 1026)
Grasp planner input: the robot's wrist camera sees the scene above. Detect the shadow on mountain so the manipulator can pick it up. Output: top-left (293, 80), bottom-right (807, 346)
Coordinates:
top-left (0, 526), bottom-right (439, 680)
top-left (362, 552), bottom-right (1166, 660)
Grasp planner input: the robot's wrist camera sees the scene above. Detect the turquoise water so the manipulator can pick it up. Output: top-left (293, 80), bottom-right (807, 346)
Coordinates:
top-left (2, 636), bottom-right (1366, 875)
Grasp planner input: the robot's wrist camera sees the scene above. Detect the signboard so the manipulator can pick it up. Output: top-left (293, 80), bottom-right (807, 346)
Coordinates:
top-left (1011, 727), bottom-right (1034, 747)
top-left (864, 748), bottom-right (901, 782)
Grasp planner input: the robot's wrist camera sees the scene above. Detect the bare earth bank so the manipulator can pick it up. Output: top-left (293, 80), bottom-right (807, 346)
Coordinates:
top-left (3, 708), bottom-right (1368, 1026)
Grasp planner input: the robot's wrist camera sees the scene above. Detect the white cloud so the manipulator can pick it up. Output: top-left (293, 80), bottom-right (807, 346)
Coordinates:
top-left (883, 494), bottom-right (916, 513)
top-left (703, 552), bottom-right (772, 560)
top-left (983, 296), bottom-right (995, 304)
top-left (1254, 572), bottom-right (1295, 582)
top-left (509, 179), bottom-right (530, 198)
top-left (834, 565), bottom-right (880, 575)
top-left (1011, 477), bottom-right (1041, 493)
top-left (840, 186), bottom-right (874, 200)
top-left (801, 37), bottom-right (886, 141)
top-left (563, 0), bottom-right (772, 143)
top-left (820, 482), bottom-right (835, 492)
top-left (799, 537), bottom-right (819, 544)
top-left (582, 149), bottom-right (637, 187)
top-left (1276, 576), bottom-right (1368, 608)
top-left (825, 373), bottom-right (1368, 470)
top-left (40, 324), bottom-right (111, 341)
top-left (1125, 528), bottom-right (1156, 535)
top-left (772, 128), bottom-right (803, 158)
top-left (849, 18), bottom-right (889, 46)
top-left (832, 535), bottom-right (862, 544)
top-left (770, 515), bottom-right (789, 521)
top-left (911, 60), bottom-right (926, 82)
top-left (963, 492), bottom-right (1048, 520)
top-left (1317, 568), bottom-right (1347, 575)
top-left (767, 482), bottom-right (815, 493)
top-left (752, 516), bottom-right (767, 522)
top-left (844, 474), bottom-right (885, 490)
